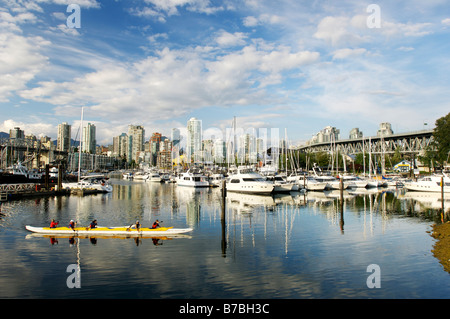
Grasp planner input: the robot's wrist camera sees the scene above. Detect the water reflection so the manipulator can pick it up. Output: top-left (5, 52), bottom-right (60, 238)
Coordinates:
top-left (1, 179), bottom-right (449, 299)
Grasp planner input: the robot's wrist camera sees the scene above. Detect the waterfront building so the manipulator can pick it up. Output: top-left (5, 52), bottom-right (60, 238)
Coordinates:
top-left (157, 139), bottom-right (172, 170)
top-left (187, 117), bottom-right (202, 163)
top-left (128, 125), bottom-right (145, 164)
top-left (57, 122), bottom-right (71, 152)
top-left (171, 128), bottom-right (180, 147)
top-left (213, 139), bottom-right (226, 164)
top-left (113, 133), bottom-right (128, 158)
top-left (202, 139), bottom-right (214, 163)
top-left (377, 122), bottom-right (394, 137)
top-left (349, 128), bottom-right (363, 140)
top-left (82, 123), bottom-right (96, 154)
top-left (310, 126), bottom-right (340, 144)
top-left (9, 127), bottom-right (24, 139)
top-left (150, 132), bottom-right (162, 166)
top-left (238, 133), bottom-right (257, 164)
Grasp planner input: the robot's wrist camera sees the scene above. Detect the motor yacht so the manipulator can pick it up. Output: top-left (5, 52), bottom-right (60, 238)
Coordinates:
top-left (226, 167), bottom-right (274, 195)
top-left (176, 169), bottom-right (209, 187)
top-left (404, 174), bottom-right (450, 193)
top-left (62, 175), bottom-right (112, 193)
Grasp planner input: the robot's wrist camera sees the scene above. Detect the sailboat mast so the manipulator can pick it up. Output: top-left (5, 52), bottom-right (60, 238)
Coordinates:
top-left (78, 107), bottom-right (84, 183)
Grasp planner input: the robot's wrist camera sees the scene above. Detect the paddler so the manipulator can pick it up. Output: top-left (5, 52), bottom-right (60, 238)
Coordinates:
top-left (89, 219), bottom-right (97, 229)
top-left (68, 220), bottom-right (76, 231)
top-left (49, 219), bottom-right (59, 228)
top-left (152, 219), bottom-right (162, 229)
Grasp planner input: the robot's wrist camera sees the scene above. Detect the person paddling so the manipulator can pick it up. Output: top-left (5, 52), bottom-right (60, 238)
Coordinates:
top-left (152, 219), bottom-right (162, 229)
top-left (68, 220), bottom-right (76, 231)
top-left (49, 219), bottom-right (59, 228)
top-left (89, 219), bottom-right (97, 229)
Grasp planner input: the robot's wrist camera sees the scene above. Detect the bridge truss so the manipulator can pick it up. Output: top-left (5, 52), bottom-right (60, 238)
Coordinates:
top-left (296, 130), bottom-right (434, 156)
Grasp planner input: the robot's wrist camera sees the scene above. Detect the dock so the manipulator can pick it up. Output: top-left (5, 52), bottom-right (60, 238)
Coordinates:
top-left (0, 182), bottom-right (106, 202)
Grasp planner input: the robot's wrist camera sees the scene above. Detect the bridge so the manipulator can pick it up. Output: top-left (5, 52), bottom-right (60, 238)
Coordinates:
top-left (0, 137), bottom-right (68, 169)
top-left (295, 129), bottom-right (434, 156)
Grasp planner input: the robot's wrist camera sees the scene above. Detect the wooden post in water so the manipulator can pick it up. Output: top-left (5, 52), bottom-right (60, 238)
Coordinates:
top-left (57, 164), bottom-right (62, 192)
top-left (221, 179), bottom-right (227, 257)
top-left (441, 176), bottom-right (445, 216)
top-left (45, 164), bottom-right (50, 190)
top-left (339, 177), bottom-right (344, 232)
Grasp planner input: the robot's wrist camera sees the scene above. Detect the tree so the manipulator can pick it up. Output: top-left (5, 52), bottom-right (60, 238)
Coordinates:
top-left (433, 112), bottom-right (450, 165)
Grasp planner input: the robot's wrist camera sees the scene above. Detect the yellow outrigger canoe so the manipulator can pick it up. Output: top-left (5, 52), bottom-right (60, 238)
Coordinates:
top-left (25, 225), bottom-right (193, 236)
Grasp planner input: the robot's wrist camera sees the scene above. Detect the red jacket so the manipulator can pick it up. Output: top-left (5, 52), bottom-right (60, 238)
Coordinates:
top-left (50, 221), bottom-right (59, 228)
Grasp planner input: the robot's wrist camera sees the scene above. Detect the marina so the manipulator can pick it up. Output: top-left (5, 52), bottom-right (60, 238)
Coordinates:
top-left (0, 176), bottom-right (449, 299)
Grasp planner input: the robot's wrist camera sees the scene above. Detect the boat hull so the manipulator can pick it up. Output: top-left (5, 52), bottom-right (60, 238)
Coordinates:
top-left (25, 225), bottom-right (193, 236)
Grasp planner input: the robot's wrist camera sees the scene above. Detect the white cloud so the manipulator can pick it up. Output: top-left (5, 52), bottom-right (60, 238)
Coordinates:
top-left (442, 18), bottom-right (450, 26)
top-left (314, 16), bottom-right (369, 47)
top-left (243, 14), bottom-right (283, 27)
top-left (215, 30), bottom-right (247, 47)
top-left (332, 48), bottom-right (367, 60)
top-left (0, 119), bottom-right (54, 138)
top-left (19, 44), bottom-right (320, 131)
top-left (0, 32), bottom-right (50, 102)
top-left (141, 0), bottom-right (223, 17)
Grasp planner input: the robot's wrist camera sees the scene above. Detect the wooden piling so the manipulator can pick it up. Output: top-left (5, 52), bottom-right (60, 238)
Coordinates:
top-left (441, 176), bottom-right (445, 213)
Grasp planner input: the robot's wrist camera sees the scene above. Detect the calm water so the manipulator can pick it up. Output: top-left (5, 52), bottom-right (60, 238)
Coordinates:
top-left (0, 178), bottom-right (449, 299)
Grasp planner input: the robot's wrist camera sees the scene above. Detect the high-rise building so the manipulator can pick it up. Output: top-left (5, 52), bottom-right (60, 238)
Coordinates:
top-left (128, 125), bottom-right (145, 163)
top-left (349, 128), bottom-right (363, 140)
top-left (157, 139), bottom-right (172, 169)
top-left (377, 122), bottom-right (394, 137)
top-left (171, 128), bottom-right (180, 147)
top-left (9, 127), bottom-right (24, 139)
top-left (150, 132), bottom-right (162, 166)
top-left (187, 117), bottom-right (202, 163)
top-left (82, 123), bottom-right (96, 154)
top-left (113, 133), bottom-right (128, 158)
top-left (57, 122), bottom-right (71, 152)
top-left (213, 139), bottom-right (226, 164)
top-left (310, 126), bottom-right (340, 144)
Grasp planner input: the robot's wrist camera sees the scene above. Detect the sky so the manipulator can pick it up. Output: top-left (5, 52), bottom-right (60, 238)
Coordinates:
top-left (1, 0), bottom-right (449, 147)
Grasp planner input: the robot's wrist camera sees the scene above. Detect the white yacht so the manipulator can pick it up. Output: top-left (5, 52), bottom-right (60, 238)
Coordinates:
top-left (404, 174), bottom-right (450, 193)
top-left (62, 175), bottom-right (112, 193)
top-left (176, 169), bottom-right (209, 187)
top-left (133, 171), bottom-right (149, 181)
top-left (147, 172), bottom-right (162, 182)
top-left (341, 175), bottom-right (369, 188)
top-left (303, 176), bottom-right (329, 191)
top-left (6, 162), bottom-right (43, 180)
top-left (226, 167), bottom-right (274, 195)
top-left (209, 173), bottom-right (225, 187)
top-left (265, 175), bottom-right (297, 192)
top-left (311, 164), bottom-right (347, 190)
top-left (122, 172), bottom-right (133, 180)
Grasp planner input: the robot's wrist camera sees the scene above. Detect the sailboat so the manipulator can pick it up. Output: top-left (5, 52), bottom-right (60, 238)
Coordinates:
top-left (61, 107), bottom-right (112, 193)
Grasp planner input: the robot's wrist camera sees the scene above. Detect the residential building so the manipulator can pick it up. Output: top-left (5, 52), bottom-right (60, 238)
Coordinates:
top-left (187, 117), bottom-right (202, 163)
top-left (310, 126), bottom-right (340, 144)
top-left (82, 123), bottom-right (96, 154)
top-left (9, 127), bottom-right (24, 139)
top-left (128, 125), bottom-right (145, 164)
top-left (377, 122), bottom-right (394, 137)
top-left (57, 122), bottom-right (71, 152)
top-left (150, 132), bottom-right (162, 166)
top-left (349, 128), bottom-right (363, 140)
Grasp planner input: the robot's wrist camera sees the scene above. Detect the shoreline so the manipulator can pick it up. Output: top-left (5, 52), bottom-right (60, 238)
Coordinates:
top-left (431, 221), bottom-right (450, 274)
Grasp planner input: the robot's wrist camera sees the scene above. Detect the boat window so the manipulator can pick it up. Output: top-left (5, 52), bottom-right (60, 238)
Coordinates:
top-left (243, 178), bottom-right (264, 182)
top-left (230, 179), bottom-right (240, 183)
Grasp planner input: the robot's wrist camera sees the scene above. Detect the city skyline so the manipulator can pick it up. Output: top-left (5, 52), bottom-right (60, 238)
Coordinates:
top-left (1, 1), bottom-right (449, 145)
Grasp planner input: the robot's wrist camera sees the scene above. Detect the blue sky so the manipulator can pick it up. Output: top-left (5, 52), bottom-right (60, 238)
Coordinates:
top-left (1, 0), bottom-right (449, 146)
